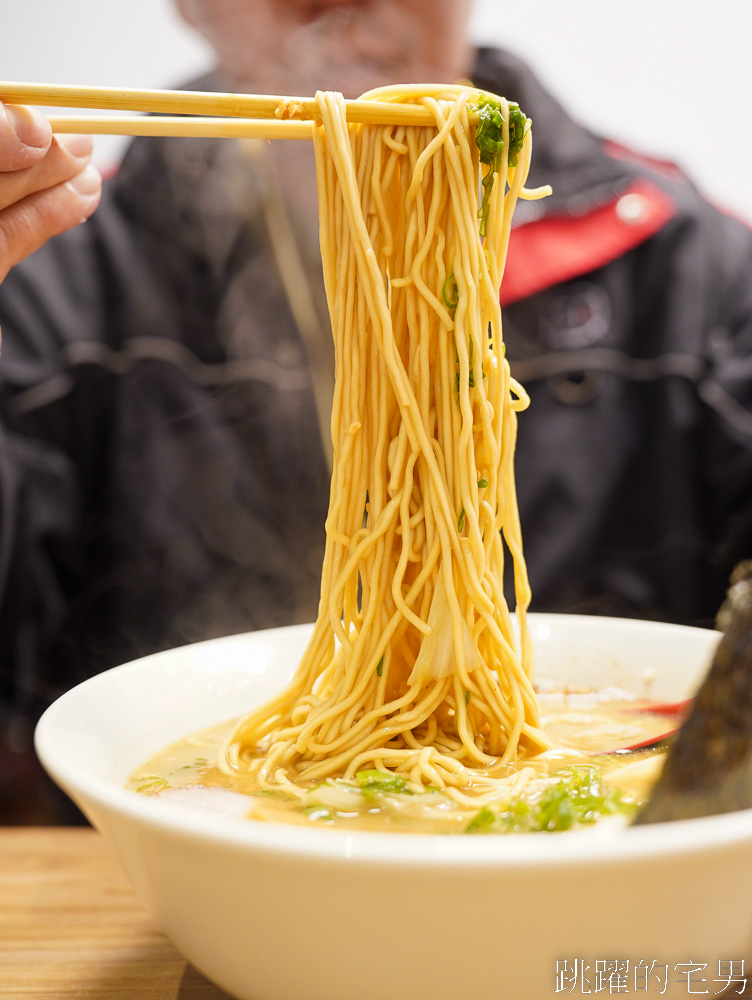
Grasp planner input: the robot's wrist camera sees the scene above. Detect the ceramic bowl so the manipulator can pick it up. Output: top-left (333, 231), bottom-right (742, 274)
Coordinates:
top-left (36, 615), bottom-right (752, 1000)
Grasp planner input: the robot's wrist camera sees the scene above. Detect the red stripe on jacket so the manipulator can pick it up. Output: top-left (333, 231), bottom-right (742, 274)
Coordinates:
top-left (501, 178), bottom-right (676, 306)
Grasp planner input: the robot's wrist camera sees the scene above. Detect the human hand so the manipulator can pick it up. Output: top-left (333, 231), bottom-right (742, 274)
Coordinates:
top-left (0, 102), bottom-right (102, 283)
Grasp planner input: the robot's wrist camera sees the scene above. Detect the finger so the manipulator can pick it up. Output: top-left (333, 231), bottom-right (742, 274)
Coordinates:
top-left (0, 164), bottom-right (102, 282)
top-left (0, 103), bottom-right (53, 172)
top-left (0, 134), bottom-right (94, 212)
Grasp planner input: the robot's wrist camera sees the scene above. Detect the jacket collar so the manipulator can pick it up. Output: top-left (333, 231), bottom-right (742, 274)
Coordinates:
top-left (473, 47), bottom-right (640, 218)
top-left (472, 48), bottom-right (677, 303)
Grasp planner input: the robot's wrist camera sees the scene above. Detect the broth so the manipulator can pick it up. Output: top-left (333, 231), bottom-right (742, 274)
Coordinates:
top-left (127, 689), bottom-right (675, 834)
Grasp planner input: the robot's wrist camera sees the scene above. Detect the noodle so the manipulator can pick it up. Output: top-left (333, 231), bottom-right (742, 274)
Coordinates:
top-left (219, 85), bottom-right (551, 803)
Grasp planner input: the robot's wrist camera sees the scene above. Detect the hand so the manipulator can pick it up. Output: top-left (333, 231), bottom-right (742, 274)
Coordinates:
top-left (0, 102), bottom-right (102, 283)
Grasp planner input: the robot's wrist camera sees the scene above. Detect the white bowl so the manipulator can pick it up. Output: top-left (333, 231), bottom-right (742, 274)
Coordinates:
top-left (36, 615), bottom-right (752, 1000)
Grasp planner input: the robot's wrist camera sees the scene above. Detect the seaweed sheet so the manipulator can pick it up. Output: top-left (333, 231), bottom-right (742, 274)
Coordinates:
top-left (636, 561), bottom-right (752, 825)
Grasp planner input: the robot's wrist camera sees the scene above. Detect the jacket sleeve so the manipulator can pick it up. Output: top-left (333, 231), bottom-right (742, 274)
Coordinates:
top-left (0, 419), bottom-right (81, 719)
top-left (0, 216), bottom-right (112, 722)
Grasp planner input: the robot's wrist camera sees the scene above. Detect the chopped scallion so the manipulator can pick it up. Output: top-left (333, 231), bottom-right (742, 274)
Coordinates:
top-left (136, 776), bottom-right (169, 794)
top-left (475, 94), bottom-right (531, 237)
top-left (442, 273), bottom-right (459, 311)
top-left (356, 769), bottom-right (410, 796)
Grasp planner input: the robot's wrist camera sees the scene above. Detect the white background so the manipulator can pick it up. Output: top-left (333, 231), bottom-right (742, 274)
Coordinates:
top-left (2, 0), bottom-right (750, 221)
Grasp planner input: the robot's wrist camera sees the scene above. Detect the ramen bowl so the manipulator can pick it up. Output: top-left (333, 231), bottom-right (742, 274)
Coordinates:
top-left (35, 615), bottom-right (752, 1000)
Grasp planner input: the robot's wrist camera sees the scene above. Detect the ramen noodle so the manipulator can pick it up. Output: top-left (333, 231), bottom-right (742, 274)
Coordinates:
top-left (220, 86), bottom-right (571, 804)
top-left (131, 88), bottom-right (664, 831)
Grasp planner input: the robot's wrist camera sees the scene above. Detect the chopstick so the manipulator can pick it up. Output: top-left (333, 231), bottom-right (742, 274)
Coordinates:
top-left (47, 115), bottom-right (314, 141)
top-left (0, 81), bottom-right (461, 129)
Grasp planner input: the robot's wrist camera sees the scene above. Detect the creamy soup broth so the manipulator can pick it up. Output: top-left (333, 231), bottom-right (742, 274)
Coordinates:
top-left (127, 689), bottom-right (678, 834)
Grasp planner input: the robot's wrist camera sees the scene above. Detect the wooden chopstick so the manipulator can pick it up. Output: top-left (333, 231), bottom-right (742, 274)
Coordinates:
top-left (0, 81), bottom-right (455, 128)
top-left (47, 115), bottom-right (314, 141)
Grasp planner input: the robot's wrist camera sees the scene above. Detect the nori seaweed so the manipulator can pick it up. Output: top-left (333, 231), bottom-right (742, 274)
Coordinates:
top-left (635, 561), bottom-right (752, 825)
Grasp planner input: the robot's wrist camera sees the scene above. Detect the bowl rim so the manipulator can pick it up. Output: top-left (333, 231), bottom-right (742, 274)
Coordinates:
top-left (36, 614), bottom-right (752, 868)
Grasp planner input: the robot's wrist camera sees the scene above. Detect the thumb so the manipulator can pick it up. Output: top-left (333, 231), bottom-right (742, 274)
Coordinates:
top-left (0, 103), bottom-right (53, 171)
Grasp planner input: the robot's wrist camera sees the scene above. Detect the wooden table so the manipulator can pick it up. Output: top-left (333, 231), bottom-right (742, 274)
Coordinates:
top-left (0, 828), bottom-right (232, 999)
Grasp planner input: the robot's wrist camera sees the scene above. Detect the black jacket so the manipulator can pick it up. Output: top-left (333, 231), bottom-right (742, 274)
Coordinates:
top-left (1, 48), bottom-right (751, 739)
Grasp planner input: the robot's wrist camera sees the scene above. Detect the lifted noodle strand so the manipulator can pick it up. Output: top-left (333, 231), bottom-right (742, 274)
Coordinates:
top-left (220, 86), bottom-right (548, 802)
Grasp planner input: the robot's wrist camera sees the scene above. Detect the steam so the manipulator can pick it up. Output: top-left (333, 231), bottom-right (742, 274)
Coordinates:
top-left (211, 2), bottom-right (453, 100)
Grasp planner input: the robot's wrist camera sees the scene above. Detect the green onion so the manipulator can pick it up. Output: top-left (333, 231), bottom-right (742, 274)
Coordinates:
top-left (465, 767), bottom-right (636, 834)
top-left (458, 508), bottom-right (466, 533)
top-left (304, 805), bottom-right (335, 822)
top-left (477, 478), bottom-right (489, 489)
top-left (465, 806), bottom-right (497, 833)
top-left (465, 689), bottom-right (471, 706)
top-left (475, 94), bottom-right (531, 237)
top-left (376, 656), bottom-right (384, 677)
top-left (255, 788), bottom-right (292, 799)
top-left (136, 776), bottom-right (169, 794)
top-left (442, 273), bottom-right (459, 311)
top-left (356, 769), bottom-right (410, 796)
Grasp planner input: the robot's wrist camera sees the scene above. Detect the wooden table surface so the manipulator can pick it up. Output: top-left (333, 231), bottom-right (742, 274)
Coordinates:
top-left (0, 827), bottom-right (233, 1000)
